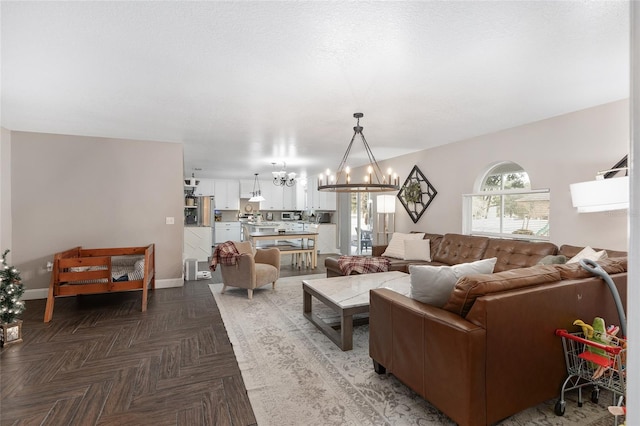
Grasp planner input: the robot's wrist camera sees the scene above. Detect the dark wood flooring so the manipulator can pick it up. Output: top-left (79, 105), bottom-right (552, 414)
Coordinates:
top-left (0, 254), bottom-right (331, 425)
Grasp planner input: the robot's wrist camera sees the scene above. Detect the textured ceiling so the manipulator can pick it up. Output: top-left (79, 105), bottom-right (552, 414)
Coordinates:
top-left (1, 1), bottom-right (630, 180)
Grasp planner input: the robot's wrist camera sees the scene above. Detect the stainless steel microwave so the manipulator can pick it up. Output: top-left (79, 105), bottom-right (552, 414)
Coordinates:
top-left (281, 212), bottom-right (294, 221)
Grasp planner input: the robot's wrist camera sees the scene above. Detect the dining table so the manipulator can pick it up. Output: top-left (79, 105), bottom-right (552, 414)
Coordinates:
top-left (248, 231), bottom-right (319, 269)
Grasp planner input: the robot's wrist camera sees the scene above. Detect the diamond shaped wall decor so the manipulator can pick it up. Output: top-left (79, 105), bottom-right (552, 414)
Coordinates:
top-left (397, 165), bottom-right (437, 223)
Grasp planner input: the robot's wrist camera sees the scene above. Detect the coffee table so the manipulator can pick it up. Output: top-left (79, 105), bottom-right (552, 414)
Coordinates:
top-left (302, 271), bottom-right (409, 351)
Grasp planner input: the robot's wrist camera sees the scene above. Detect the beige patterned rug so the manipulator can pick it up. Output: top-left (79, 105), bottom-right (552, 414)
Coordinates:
top-left (209, 275), bottom-right (618, 426)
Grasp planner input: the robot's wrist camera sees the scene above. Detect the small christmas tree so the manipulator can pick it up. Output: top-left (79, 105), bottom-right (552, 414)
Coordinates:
top-left (0, 249), bottom-right (25, 324)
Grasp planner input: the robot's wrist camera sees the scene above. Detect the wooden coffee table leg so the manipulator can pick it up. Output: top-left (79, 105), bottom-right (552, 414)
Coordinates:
top-left (303, 288), bottom-right (312, 314)
top-left (341, 312), bottom-right (353, 351)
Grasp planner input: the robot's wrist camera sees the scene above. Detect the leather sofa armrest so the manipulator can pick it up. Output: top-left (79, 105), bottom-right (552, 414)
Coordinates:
top-left (369, 288), bottom-right (487, 426)
top-left (372, 245), bottom-right (387, 256)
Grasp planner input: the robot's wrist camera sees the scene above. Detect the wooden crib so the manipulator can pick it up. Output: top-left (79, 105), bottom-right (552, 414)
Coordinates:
top-left (44, 244), bottom-right (155, 322)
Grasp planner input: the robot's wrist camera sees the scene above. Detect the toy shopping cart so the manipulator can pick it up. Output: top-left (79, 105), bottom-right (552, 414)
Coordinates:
top-left (554, 329), bottom-right (626, 417)
top-left (554, 258), bottom-right (627, 424)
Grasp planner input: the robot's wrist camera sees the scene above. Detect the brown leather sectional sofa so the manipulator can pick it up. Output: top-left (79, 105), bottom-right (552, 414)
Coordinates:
top-left (326, 233), bottom-right (628, 425)
top-left (325, 233), bottom-right (563, 277)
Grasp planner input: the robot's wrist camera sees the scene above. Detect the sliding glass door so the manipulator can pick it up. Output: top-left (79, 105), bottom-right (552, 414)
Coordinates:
top-left (350, 192), bottom-right (373, 255)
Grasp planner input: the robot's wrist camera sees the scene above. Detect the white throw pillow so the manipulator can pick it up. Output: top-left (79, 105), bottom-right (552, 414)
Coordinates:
top-left (382, 232), bottom-right (425, 259)
top-left (566, 246), bottom-right (608, 264)
top-left (404, 239), bottom-right (431, 261)
top-left (409, 257), bottom-right (498, 307)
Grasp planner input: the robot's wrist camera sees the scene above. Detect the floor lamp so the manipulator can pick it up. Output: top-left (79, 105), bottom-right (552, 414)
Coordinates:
top-left (377, 195), bottom-right (396, 244)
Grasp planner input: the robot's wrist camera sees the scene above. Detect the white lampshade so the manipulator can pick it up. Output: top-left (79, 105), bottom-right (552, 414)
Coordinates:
top-left (377, 194), bottom-right (396, 213)
top-left (570, 176), bottom-right (629, 213)
top-left (248, 195), bottom-right (265, 202)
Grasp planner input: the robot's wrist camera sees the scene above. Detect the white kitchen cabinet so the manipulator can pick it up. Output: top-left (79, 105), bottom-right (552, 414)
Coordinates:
top-left (214, 222), bottom-right (241, 244)
top-left (282, 186), bottom-right (297, 210)
top-left (193, 178), bottom-right (215, 196)
top-left (184, 227), bottom-right (213, 262)
top-left (214, 179), bottom-right (240, 210)
top-left (240, 179), bottom-right (256, 199)
top-left (307, 179), bottom-right (337, 211)
top-left (259, 181), bottom-right (284, 210)
top-left (295, 182), bottom-right (307, 210)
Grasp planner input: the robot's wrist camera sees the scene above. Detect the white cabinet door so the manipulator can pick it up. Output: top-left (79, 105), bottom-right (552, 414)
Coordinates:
top-left (282, 186), bottom-right (296, 210)
top-left (240, 179), bottom-right (255, 199)
top-left (193, 179), bottom-right (215, 196)
top-left (308, 179), bottom-right (336, 210)
top-left (295, 182), bottom-right (307, 210)
top-left (259, 181), bottom-right (284, 210)
top-left (214, 180), bottom-right (240, 210)
top-left (319, 190), bottom-right (337, 210)
top-left (214, 222), bottom-right (241, 243)
top-left (184, 227), bottom-right (213, 262)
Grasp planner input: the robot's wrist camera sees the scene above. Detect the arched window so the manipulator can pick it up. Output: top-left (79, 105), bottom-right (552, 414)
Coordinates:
top-left (463, 162), bottom-right (549, 240)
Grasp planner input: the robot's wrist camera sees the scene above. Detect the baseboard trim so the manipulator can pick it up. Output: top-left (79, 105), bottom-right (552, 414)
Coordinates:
top-left (23, 278), bottom-right (185, 300)
top-left (23, 288), bottom-right (49, 300)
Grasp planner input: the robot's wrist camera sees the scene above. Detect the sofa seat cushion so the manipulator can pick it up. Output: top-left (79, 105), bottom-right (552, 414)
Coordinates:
top-left (554, 257), bottom-right (627, 280)
top-left (443, 265), bottom-right (561, 317)
top-left (255, 263), bottom-right (279, 286)
top-left (432, 233), bottom-right (490, 265)
top-left (483, 239), bottom-right (558, 272)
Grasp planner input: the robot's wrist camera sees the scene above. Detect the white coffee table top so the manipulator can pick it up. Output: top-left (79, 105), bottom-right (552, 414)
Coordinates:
top-left (302, 271), bottom-right (410, 309)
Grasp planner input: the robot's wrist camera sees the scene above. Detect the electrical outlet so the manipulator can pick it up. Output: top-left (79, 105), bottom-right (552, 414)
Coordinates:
top-left (166, 217), bottom-right (175, 225)
top-left (46, 261), bottom-right (53, 272)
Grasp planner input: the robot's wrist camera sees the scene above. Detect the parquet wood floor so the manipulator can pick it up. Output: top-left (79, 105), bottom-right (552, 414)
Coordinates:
top-left (0, 254), bottom-right (330, 426)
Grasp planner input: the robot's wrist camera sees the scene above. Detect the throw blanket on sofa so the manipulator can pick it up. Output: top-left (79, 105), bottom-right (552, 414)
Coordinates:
top-left (210, 241), bottom-right (242, 271)
top-left (338, 256), bottom-right (390, 275)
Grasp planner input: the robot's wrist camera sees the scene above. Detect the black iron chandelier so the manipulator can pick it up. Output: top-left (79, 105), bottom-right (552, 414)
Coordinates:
top-left (317, 113), bottom-right (400, 192)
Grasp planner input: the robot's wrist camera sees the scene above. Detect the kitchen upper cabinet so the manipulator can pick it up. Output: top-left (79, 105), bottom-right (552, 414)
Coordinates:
top-left (282, 186), bottom-right (297, 210)
top-left (295, 182), bottom-right (307, 210)
top-left (307, 179), bottom-right (337, 210)
top-left (191, 178), bottom-right (215, 196)
top-left (240, 179), bottom-right (256, 199)
top-left (214, 179), bottom-right (240, 210)
top-left (259, 181), bottom-right (284, 210)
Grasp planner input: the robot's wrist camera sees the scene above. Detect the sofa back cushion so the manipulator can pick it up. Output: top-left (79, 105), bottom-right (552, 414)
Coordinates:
top-left (382, 232), bottom-right (425, 259)
top-left (409, 257), bottom-right (498, 307)
top-left (483, 239), bottom-right (558, 272)
top-left (554, 257), bottom-right (627, 280)
top-left (432, 233), bottom-right (490, 265)
top-left (422, 233), bottom-right (444, 257)
top-left (442, 265), bottom-right (561, 317)
top-left (559, 244), bottom-right (627, 259)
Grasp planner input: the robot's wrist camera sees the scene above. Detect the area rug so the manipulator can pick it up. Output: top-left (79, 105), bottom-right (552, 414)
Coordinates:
top-left (209, 275), bottom-right (617, 426)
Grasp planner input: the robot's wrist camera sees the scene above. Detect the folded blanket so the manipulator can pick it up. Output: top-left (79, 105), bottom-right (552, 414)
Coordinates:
top-left (210, 241), bottom-right (243, 271)
top-left (338, 256), bottom-right (390, 275)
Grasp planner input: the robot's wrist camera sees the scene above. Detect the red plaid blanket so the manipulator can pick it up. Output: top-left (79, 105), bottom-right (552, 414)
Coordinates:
top-left (210, 241), bottom-right (243, 271)
top-left (338, 256), bottom-right (390, 275)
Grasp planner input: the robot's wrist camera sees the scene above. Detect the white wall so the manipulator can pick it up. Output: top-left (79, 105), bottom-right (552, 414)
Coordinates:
top-left (9, 131), bottom-right (185, 292)
top-left (374, 100), bottom-right (629, 251)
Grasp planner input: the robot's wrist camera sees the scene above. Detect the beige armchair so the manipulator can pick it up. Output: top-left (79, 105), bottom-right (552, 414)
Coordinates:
top-left (220, 241), bottom-right (280, 299)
